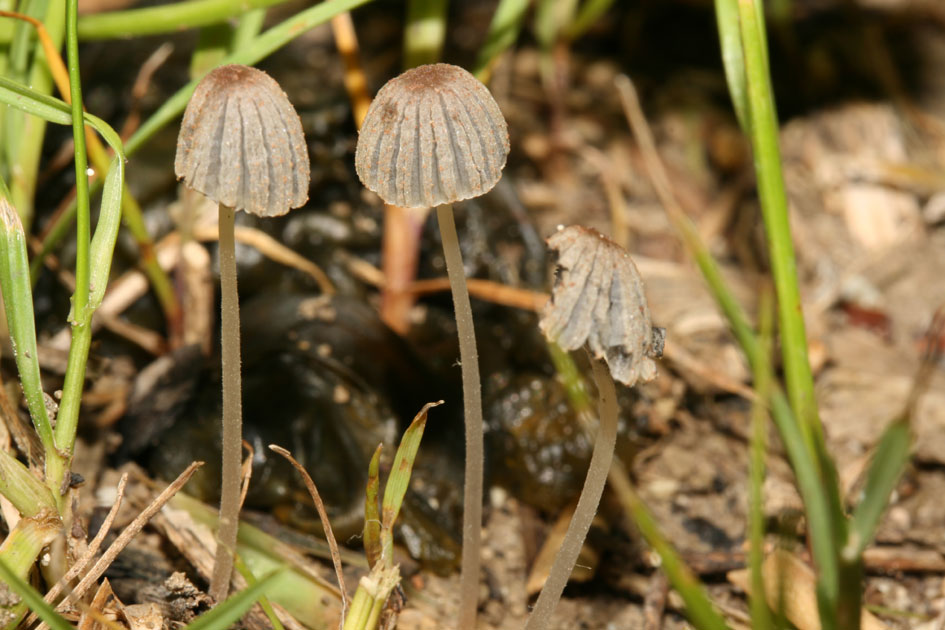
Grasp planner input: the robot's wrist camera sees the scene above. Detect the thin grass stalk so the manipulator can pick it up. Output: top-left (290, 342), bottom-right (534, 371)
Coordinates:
top-left (4, 9), bottom-right (180, 327)
top-left (29, 0), bottom-right (373, 273)
top-left (615, 73), bottom-right (840, 623)
top-left (734, 0), bottom-right (823, 466)
top-left (523, 357), bottom-right (618, 630)
top-left (435, 204), bottom-right (483, 630)
top-left (0, 199), bottom-right (57, 459)
top-left (210, 202), bottom-right (242, 602)
top-left (76, 0), bottom-right (290, 39)
top-left (6, 0), bottom-right (64, 229)
top-left (748, 285), bottom-right (774, 630)
top-left (472, 0), bottom-right (528, 82)
top-left (403, 0), bottom-right (448, 68)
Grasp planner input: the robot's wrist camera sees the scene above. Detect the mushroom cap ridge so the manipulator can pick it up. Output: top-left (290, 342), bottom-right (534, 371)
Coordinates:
top-left (175, 64), bottom-right (310, 217)
top-left (355, 63), bottom-right (510, 209)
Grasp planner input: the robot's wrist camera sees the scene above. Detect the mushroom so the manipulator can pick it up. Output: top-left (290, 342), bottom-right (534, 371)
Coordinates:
top-left (527, 225), bottom-right (664, 629)
top-left (174, 63), bottom-right (310, 601)
top-left (354, 62), bottom-right (509, 629)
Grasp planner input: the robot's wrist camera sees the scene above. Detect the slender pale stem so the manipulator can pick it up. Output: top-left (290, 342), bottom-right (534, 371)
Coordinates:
top-left (210, 202), bottom-right (242, 602)
top-left (434, 204), bottom-right (482, 630)
top-left (523, 357), bottom-right (617, 630)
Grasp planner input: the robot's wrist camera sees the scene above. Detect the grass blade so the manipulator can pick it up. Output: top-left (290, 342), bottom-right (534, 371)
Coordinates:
top-left (363, 444), bottom-right (382, 568)
top-left (87, 156), bottom-right (124, 311)
top-left (846, 420), bottom-right (911, 559)
top-left (472, 0), bottom-right (528, 82)
top-left (380, 401), bottom-right (441, 562)
top-left (608, 463), bottom-right (730, 630)
top-left (0, 198), bottom-right (56, 458)
top-left (403, 0), bottom-right (448, 68)
top-left (0, 556), bottom-right (75, 630)
top-left (76, 0), bottom-right (292, 40)
top-left (0, 450), bottom-right (56, 517)
top-left (564, 0), bottom-right (615, 41)
top-left (712, 0), bottom-right (748, 131)
top-left (182, 568), bottom-right (284, 630)
top-left (748, 286), bottom-right (775, 630)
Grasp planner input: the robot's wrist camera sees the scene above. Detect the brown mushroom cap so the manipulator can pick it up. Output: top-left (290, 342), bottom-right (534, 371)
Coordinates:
top-left (175, 64), bottom-right (310, 217)
top-left (355, 63), bottom-right (510, 208)
top-left (539, 225), bottom-right (664, 387)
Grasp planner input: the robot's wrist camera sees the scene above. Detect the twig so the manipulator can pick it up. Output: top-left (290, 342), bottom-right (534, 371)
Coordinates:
top-left (269, 445), bottom-right (348, 619)
top-left (52, 462), bottom-right (203, 615)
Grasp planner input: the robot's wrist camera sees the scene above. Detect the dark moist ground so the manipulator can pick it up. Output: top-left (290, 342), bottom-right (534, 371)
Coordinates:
top-left (11, 0), bottom-right (945, 628)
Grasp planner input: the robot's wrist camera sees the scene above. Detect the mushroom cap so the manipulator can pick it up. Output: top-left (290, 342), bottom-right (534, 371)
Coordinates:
top-left (355, 63), bottom-right (510, 208)
top-left (175, 64), bottom-right (310, 217)
top-left (539, 225), bottom-right (664, 387)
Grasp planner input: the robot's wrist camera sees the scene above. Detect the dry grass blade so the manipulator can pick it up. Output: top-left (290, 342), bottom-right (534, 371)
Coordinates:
top-left (268, 445), bottom-right (348, 616)
top-left (50, 462), bottom-right (203, 618)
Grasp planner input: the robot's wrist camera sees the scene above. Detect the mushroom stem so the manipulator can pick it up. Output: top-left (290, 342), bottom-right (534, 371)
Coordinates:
top-left (434, 203), bottom-right (483, 630)
top-left (524, 356), bottom-right (618, 630)
top-left (209, 202), bottom-right (243, 602)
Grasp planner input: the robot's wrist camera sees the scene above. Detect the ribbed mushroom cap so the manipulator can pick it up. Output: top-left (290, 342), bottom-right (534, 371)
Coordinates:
top-left (539, 225), bottom-right (665, 387)
top-left (355, 63), bottom-right (509, 208)
top-left (175, 64), bottom-right (310, 217)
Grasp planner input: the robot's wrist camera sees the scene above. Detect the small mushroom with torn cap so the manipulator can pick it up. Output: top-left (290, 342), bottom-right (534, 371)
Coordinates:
top-left (525, 224), bottom-right (663, 630)
top-left (355, 62), bottom-right (509, 630)
top-left (174, 63), bottom-right (310, 602)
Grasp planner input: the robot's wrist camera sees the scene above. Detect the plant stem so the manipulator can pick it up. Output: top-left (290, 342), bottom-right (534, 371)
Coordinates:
top-left (524, 357), bottom-right (617, 630)
top-left (434, 203), bottom-right (482, 630)
top-left (403, 0), bottom-right (447, 68)
top-left (65, 0), bottom-right (89, 326)
top-left (210, 202), bottom-right (242, 602)
top-left (735, 0), bottom-right (821, 463)
top-left (76, 0), bottom-right (291, 39)
top-left (748, 285), bottom-right (774, 630)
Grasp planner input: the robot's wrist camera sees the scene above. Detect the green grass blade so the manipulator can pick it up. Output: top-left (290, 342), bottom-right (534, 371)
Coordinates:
top-left (712, 0), bottom-right (748, 131)
top-left (65, 0), bottom-right (91, 326)
top-left (472, 0), bottom-right (529, 82)
top-left (0, 77), bottom-right (124, 152)
top-left (182, 569), bottom-right (284, 630)
top-left (380, 401), bottom-right (441, 562)
top-left (0, 198), bottom-right (56, 458)
top-left (87, 156), bottom-right (124, 311)
top-left (363, 444), bottom-right (382, 568)
top-left (564, 0), bottom-right (615, 41)
top-left (31, 0), bottom-right (372, 275)
top-left (748, 286), bottom-right (774, 630)
top-left (0, 449), bottom-right (57, 517)
top-left (847, 420), bottom-right (911, 559)
top-left (233, 556), bottom-right (285, 630)
top-left (609, 464), bottom-right (730, 630)
top-left (0, 556), bottom-right (75, 630)
top-left (76, 0), bottom-right (291, 40)
top-left (736, 0), bottom-right (824, 467)
top-left (403, 0), bottom-right (448, 68)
